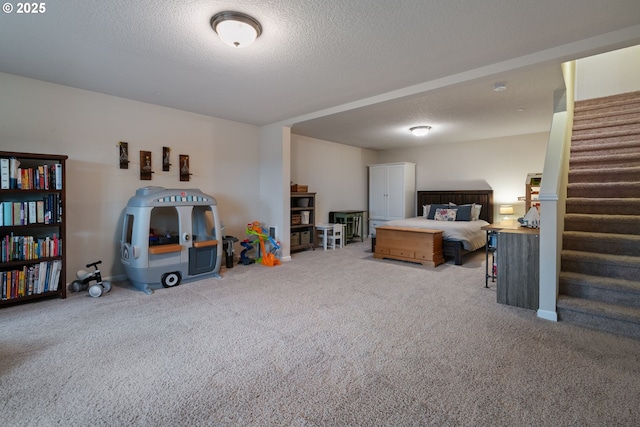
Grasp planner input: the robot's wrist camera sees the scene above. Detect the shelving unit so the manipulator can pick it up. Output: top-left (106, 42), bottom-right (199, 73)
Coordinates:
top-left (290, 192), bottom-right (315, 252)
top-left (524, 173), bottom-right (542, 212)
top-left (1, 151), bottom-right (67, 306)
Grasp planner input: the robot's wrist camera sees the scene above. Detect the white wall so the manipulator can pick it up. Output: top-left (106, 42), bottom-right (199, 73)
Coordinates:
top-left (290, 134), bottom-right (377, 225)
top-left (377, 132), bottom-right (549, 219)
top-left (0, 72), bottom-right (261, 280)
top-left (576, 44), bottom-right (640, 100)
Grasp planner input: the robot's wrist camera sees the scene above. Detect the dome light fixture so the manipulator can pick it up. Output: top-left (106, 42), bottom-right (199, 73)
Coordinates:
top-left (211, 11), bottom-right (262, 48)
top-left (409, 126), bottom-right (432, 136)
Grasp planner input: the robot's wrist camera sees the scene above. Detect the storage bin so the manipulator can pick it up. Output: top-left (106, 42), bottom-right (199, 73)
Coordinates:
top-left (296, 198), bottom-right (310, 207)
top-left (292, 214), bottom-right (302, 225)
top-left (291, 184), bottom-right (308, 192)
top-left (291, 232), bottom-right (300, 246)
top-left (301, 230), bottom-right (310, 245)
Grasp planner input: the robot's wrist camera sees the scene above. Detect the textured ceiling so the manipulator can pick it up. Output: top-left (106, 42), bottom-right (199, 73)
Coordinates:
top-left (1, 0), bottom-right (639, 150)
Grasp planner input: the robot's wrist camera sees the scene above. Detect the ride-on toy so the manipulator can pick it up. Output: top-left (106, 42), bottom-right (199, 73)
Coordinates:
top-left (71, 260), bottom-right (112, 298)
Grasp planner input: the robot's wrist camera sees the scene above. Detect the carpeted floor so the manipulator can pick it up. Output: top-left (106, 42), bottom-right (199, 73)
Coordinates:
top-left (1, 240), bottom-right (639, 426)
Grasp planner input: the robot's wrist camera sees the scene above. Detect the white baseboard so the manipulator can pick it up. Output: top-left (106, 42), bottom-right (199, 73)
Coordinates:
top-left (537, 309), bottom-right (558, 322)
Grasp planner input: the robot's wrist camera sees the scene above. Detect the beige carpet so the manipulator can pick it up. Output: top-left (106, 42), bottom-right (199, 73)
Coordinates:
top-left (1, 240), bottom-right (639, 426)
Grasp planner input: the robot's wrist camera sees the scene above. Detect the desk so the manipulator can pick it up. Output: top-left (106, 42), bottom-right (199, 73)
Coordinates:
top-left (329, 211), bottom-right (365, 243)
top-left (481, 221), bottom-right (540, 310)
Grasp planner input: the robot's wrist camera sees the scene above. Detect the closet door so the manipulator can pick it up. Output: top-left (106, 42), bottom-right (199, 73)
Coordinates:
top-left (368, 165), bottom-right (387, 219)
top-left (386, 164), bottom-right (407, 220)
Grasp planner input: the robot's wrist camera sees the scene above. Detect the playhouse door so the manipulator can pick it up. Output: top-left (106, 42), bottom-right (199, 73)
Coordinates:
top-left (187, 205), bottom-right (217, 275)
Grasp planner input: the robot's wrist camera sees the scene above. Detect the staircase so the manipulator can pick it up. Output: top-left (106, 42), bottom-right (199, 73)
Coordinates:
top-left (557, 91), bottom-right (640, 340)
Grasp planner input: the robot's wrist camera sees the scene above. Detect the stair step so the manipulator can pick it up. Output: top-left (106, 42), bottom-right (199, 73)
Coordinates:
top-left (563, 231), bottom-right (640, 256)
top-left (571, 128), bottom-right (640, 143)
top-left (561, 249), bottom-right (640, 281)
top-left (560, 271), bottom-right (640, 308)
top-left (568, 166), bottom-right (640, 183)
top-left (557, 295), bottom-right (640, 340)
top-left (565, 197), bottom-right (640, 215)
top-left (573, 116), bottom-right (640, 132)
top-left (573, 106), bottom-right (640, 125)
top-left (570, 138), bottom-right (640, 157)
top-left (574, 91), bottom-right (640, 112)
top-left (564, 213), bottom-right (640, 235)
top-left (569, 152), bottom-right (640, 169)
top-left (570, 133), bottom-right (640, 149)
top-left (567, 182), bottom-right (640, 198)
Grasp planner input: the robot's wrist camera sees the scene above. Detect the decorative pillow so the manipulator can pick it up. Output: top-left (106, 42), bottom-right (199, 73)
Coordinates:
top-left (448, 202), bottom-right (482, 221)
top-left (434, 208), bottom-right (457, 221)
top-left (423, 204), bottom-right (431, 218)
top-left (427, 204), bottom-right (451, 220)
top-left (473, 204), bottom-right (482, 221)
top-left (453, 204), bottom-right (473, 221)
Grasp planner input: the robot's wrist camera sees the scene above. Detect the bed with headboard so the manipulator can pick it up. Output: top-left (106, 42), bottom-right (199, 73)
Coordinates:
top-left (375, 190), bottom-right (493, 265)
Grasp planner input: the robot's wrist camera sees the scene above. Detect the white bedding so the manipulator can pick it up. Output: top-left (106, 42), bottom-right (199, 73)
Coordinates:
top-left (381, 217), bottom-right (489, 251)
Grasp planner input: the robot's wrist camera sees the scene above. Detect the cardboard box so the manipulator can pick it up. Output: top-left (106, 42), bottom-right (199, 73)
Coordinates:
top-left (291, 184), bottom-right (308, 192)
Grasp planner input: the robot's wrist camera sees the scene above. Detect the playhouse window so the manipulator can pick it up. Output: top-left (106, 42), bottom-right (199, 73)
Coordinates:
top-left (192, 205), bottom-right (216, 241)
top-left (123, 214), bottom-right (134, 244)
top-left (150, 207), bottom-right (179, 243)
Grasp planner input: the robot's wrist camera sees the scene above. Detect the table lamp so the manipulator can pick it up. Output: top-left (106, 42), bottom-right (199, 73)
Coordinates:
top-left (499, 205), bottom-right (514, 220)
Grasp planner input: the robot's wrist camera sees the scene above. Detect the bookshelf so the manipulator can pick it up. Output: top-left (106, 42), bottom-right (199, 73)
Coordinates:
top-left (1, 151), bottom-right (67, 306)
top-left (290, 192), bottom-right (315, 252)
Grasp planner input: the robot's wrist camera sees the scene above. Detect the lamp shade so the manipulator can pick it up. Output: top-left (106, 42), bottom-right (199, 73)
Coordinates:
top-left (499, 205), bottom-right (514, 215)
top-left (211, 11), bottom-right (262, 48)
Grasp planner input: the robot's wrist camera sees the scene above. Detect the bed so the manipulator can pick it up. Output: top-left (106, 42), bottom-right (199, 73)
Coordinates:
top-left (375, 190), bottom-right (493, 265)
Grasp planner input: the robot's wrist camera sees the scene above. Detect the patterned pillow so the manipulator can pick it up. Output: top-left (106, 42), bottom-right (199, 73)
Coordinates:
top-left (434, 208), bottom-right (457, 221)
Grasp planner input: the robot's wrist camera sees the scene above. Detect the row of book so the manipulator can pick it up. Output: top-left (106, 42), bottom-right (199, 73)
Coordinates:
top-left (0, 194), bottom-right (62, 226)
top-left (1, 233), bottom-right (62, 263)
top-left (1, 260), bottom-right (62, 300)
top-left (1, 158), bottom-right (63, 190)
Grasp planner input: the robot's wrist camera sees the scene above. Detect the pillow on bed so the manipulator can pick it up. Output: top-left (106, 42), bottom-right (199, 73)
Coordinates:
top-left (434, 208), bottom-right (457, 221)
top-left (452, 204), bottom-right (473, 221)
top-left (448, 202), bottom-right (482, 221)
top-left (423, 204), bottom-right (431, 217)
top-left (427, 204), bottom-right (451, 219)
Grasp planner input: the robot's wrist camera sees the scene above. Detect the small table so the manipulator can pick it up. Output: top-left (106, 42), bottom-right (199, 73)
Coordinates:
top-left (315, 223), bottom-right (341, 250)
top-left (329, 210), bottom-right (365, 243)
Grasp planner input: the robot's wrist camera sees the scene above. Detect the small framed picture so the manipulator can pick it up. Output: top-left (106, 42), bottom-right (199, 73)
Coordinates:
top-left (140, 150), bottom-right (153, 180)
top-left (162, 146), bottom-right (171, 172)
top-left (119, 142), bottom-right (129, 169)
top-left (180, 155), bottom-right (191, 181)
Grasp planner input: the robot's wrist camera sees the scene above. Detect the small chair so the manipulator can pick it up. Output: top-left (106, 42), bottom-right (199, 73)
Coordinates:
top-left (318, 223), bottom-right (344, 250)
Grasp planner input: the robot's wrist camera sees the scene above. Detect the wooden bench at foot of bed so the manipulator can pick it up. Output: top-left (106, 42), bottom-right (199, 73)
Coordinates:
top-left (373, 226), bottom-right (445, 267)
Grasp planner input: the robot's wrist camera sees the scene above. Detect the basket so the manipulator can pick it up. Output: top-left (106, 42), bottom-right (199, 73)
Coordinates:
top-left (291, 184), bottom-right (308, 192)
top-left (291, 232), bottom-right (300, 246)
top-left (291, 214), bottom-right (302, 225)
top-left (300, 230), bottom-right (310, 245)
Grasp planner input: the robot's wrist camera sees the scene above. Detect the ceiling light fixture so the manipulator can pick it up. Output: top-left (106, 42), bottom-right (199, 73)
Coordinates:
top-left (493, 82), bottom-right (507, 92)
top-left (211, 11), bottom-right (262, 48)
top-left (409, 126), bottom-right (431, 136)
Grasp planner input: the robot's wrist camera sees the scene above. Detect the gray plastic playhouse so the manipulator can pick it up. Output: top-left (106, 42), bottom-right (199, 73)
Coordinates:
top-left (120, 187), bottom-right (223, 294)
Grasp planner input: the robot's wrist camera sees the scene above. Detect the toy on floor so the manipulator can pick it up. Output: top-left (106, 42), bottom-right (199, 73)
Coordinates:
top-left (246, 221), bottom-right (281, 267)
top-left (71, 260), bottom-right (112, 298)
top-left (239, 239), bottom-right (256, 265)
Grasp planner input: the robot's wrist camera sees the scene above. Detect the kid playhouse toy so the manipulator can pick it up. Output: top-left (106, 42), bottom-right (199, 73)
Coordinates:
top-left (120, 187), bottom-right (223, 294)
top-left (71, 260), bottom-right (112, 298)
top-left (246, 221), bottom-right (281, 267)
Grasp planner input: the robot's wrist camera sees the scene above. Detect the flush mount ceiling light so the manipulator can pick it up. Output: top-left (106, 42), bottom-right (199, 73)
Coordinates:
top-left (211, 11), bottom-right (262, 48)
top-left (493, 82), bottom-right (507, 92)
top-left (409, 126), bottom-right (431, 136)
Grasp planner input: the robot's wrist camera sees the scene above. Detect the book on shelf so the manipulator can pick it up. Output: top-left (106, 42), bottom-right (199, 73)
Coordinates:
top-left (1, 158), bottom-right (9, 189)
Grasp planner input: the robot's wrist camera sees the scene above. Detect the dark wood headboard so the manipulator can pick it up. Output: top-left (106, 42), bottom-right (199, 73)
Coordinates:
top-left (417, 190), bottom-right (494, 223)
